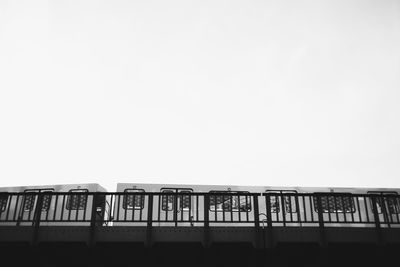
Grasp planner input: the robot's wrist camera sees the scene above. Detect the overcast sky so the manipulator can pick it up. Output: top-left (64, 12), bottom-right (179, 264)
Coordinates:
top-left (0, 0), bottom-right (399, 191)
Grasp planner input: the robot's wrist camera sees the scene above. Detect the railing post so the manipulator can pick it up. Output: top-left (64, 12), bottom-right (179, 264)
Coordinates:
top-left (146, 194), bottom-right (154, 248)
top-left (173, 193), bottom-right (178, 227)
top-left (89, 192), bottom-right (98, 248)
top-left (265, 194), bottom-right (274, 248)
top-left (203, 194), bottom-right (210, 248)
top-left (381, 195), bottom-right (390, 228)
top-left (32, 192), bottom-right (43, 246)
top-left (253, 194), bottom-right (262, 249)
top-left (371, 195), bottom-right (383, 245)
top-left (315, 194), bottom-right (326, 247)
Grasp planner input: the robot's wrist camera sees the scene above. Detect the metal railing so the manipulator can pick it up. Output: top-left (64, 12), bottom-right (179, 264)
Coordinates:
top-left (0, 191), bottom-right (399, 229)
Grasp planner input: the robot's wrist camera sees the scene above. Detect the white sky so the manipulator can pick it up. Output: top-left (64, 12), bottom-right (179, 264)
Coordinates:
top-left (0, 0), bottom-right (399, 191)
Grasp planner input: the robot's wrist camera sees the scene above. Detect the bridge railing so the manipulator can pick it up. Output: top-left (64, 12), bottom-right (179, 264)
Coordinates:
top-left (0, 192), bottom-right (399, 228)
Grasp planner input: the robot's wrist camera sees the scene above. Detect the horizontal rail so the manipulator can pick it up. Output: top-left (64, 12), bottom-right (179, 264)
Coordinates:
top-left (0, 192), bottom-right (399, 229)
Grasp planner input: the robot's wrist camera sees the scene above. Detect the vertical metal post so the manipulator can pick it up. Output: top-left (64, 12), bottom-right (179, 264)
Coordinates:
top-left (253, 194), bottom-right (261, 249)
top-left (265, 194), bottom-right (274, 248)
top-left (89, 193), bottom-right (98, 248)
top-left (173, 192), bottom-right (178, 227)
top-left (146, 194), bottom-right (154, 248)
top-left (371, 196), bottom-right (383, 245)
top-left (280, 193), bottom-right (286, 227)
top-left (381, 195), bottom-right (390, 227)
top-left (32, 192), bottom-right (43, 246)
top-left (203, 194), bottom-right (210, 248)
top-left (316, 195), bottom-right (326, 247)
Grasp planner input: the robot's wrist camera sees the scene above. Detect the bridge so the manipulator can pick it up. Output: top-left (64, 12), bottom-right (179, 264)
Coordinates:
top-left (1, 191), bottom-right (399, 266)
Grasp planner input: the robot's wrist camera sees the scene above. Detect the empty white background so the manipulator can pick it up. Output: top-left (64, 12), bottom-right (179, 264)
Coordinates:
top-left (0, 0), bottom-right (399, 191)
